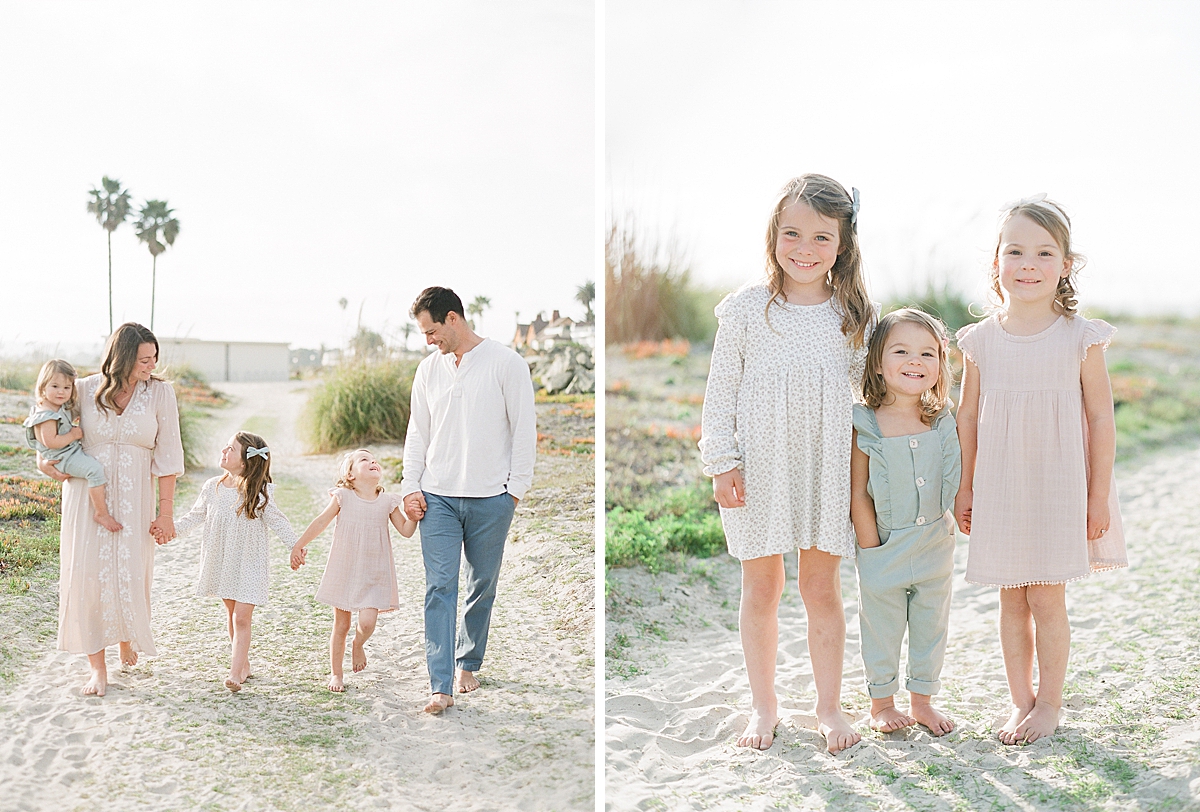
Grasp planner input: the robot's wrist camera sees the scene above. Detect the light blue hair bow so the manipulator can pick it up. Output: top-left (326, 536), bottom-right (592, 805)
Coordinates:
top-left (246, 446), bottom-right (269, 460)
top-left (850, 187), bottom-right (861, 229)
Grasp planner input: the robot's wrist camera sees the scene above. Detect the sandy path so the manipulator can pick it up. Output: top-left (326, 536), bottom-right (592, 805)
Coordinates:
top-left (606, 444), bottom-right (1200, 811)
top-left (1, 381), bottom-right (594, 811)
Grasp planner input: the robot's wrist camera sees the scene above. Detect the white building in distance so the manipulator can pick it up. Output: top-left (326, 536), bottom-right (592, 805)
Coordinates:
top-left (158, 338), bottom-right (291, 382)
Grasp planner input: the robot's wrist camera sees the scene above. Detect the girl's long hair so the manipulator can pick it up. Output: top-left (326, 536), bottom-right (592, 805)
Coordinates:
top-left (95, 322), bottom-right (162, 414)
top-left (35, 359), bottom-right (79, 417)
top-left (233, 431), bottom-right (273, 520)
top-left (861, 308), bottom-right (953, 426)
top-left (991, 199), bottom-right (1085, 317)
top-left (336, 449), bottom-right (385, 495)
top-left (764, 174), bottom-right (874, 347)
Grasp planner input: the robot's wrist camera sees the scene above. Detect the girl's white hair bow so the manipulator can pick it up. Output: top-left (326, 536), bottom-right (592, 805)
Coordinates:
top-left (246, 446), bottom-right (269, 460)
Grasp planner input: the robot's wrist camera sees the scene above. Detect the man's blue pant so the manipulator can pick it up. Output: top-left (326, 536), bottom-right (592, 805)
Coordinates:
top-left (419, 492), bottom-right (516, 696)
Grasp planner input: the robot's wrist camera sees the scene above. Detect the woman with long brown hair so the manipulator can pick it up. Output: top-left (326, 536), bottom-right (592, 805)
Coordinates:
top-left (38, 322), bottom-right (184, 696)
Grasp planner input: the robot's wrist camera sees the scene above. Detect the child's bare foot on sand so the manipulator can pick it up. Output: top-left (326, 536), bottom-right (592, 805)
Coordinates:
top-left (736, 707), bottom-right (778, 750)
top-left (352, 641), bottom-right (367, 673)
top-left (998, 703), bottom-right (1034, 745)
top-left (424, 693), bottom-right (454, 713)
top-left (82, 670), bottom-right (107, 697)
top-left (817, 710), bottom-right (861, 754)
top-left (119, 642), bottom-right (138, 667)
top-left (456, 669), bottom-right (480, 693)
top-left (224, 678), bottom-right (241, 693)
top-left (869, 699), bottom-right (916, 733)
top-left (1012, 701), bottom-right (1059, 744)
top-left (95, 512), bottom-right (123, 533)
top-left (328, 674), bottom-right (345, 692)
top-left (909, 697), bottom-right (955, 736)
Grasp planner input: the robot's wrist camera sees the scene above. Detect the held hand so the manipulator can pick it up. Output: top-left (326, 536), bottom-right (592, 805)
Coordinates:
top-left (149, 516), bottom-right (176, 545)
top-left (1086, 494), bottom-right (1111, 541)
top-left (37, 454), bottom-right (69, 482)
top-left (290, 545), bottom-right (307, 570)
top-left (954, 489), bottom-right (973, 535)
top-left (403, 492), bottom-right (427, 522)
top-left (712, 469), bottom-right (746, 509)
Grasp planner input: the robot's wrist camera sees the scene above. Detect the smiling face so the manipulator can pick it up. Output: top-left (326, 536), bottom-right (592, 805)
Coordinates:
top-left (879, 321), bottom-right (942, 399)
top-left (416, 310), bottom-right (465, 355)
top-left (344, 450), bottom-right (383, 490)
top-left (130, 342), bottom-right (158, 384)
top-left (773, 202), bottom-right (841, 300)
top-left (995, 214), bottom-right (1071, 308)
top-left (220, 435), bottom-right (245, 476)
top-left (42, 373), bottom-right (75, 408)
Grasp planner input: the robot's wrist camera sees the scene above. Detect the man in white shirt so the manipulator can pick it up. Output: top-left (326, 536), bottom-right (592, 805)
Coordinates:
top-left (400, 287), bottom-right (536, 714)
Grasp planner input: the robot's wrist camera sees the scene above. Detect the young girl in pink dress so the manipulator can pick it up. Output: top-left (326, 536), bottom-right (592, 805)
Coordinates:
top-left (291, 449), bottom-right (416, 692)
top-left (955, 194), bottom-right (1127, 744)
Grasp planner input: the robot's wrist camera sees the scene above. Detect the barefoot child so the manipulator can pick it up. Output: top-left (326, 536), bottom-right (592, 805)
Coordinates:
top-left (24, 360), bottom-right (122, 532)
top-left (291, 449), bottom-right (415, 692)
top-left (956, 194), bottom-right (1127, 744)
top-left (699, 174), bottom-right (875, 754)
top-left (851, 308), bottom-right (959, 737)
top-left (173, 432), bottom-right (299, 692)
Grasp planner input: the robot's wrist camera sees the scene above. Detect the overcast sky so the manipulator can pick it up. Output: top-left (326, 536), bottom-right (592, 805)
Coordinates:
top-left (0, 1), bottom-right (593, 359)
top-left (607, 0), bottom-right (1200, 315)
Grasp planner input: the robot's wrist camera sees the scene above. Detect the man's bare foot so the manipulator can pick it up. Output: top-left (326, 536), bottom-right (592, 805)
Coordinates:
top-left (224, 678), bottom-right (241, 693)
top-left (82, 670), bottom-right (107, 697)
top-left (909, 702), bottom-right (955, 736)
top-left (1012, 702), bottom-right (1059, 744)
top-left (998, 703), bottom-right (1034, 745)
top-left (352, 641), bottom-right (367, 673)
top-left (869, 705), bottom-right (916, 733)
top-left (328, 674), bottom-right (345, 692)
top-left (735, 707), bottom-right (778, 750)
top-left (424, 693), bottom-right (454, 714)
top-left (817, 710), bottom-right (861, 754)
top-left (119, 642), bottom-right (138, 667)
top-left (456, 669), bottom-right (480, 693)
top-left (95, 512), bottom-right (123, 533)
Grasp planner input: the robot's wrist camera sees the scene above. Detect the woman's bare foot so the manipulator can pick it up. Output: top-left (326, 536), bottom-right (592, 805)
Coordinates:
top-left (82, 670), bottom-right (107, 697)
top-left (424, 693), bottom-right (454, 714)
top-left (909, 696), bottom-right (955, 736)
top-left (998, 703), bottom-right (1034, 745)
top-left (817, 710), bottom-right (861, 754)
top-left (1012, 701), bottom-right (1059, 744)
top-left (224, 678), bottom-right (241, 693)
top-left (456, 669), bottom-right (480, 693)
top-left (95, 512), bottom-right (123, 533)
top-left (869, 698), bottom-right (916, 733)
top-left (352, 640), bottom-right (367, 673)
top-left (119, 642), bottom-right (138, 667)
top-left (736, 707), bottom-right (778, 750)
top-left (328, 674), bottom-right (345, 692)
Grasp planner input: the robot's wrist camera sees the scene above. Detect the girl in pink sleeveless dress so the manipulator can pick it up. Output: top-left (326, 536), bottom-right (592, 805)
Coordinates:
top-left (291, 449), bottom-right (416, 692)
top-left (955, 195), bottom-right (1127, 745)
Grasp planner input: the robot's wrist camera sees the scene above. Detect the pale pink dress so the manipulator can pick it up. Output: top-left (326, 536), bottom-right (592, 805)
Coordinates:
top-left (957, 315), bottom-right (1128, 587)
top-left (314, 488), bottom-right (401, 612)
top-left (58, 376), bottom-right (184, 655)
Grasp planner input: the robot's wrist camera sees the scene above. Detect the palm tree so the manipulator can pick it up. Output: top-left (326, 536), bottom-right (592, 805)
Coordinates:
top-left (86, 177), bottom-right (133, 334)
top-left (575, 280), bottom-right (595, 323)
top-left (134, 200), bottom-right (181, 330)
top-left (400, 321), bottom-right (415, 352)
top-left (467, 295), bottom-right (492, 330)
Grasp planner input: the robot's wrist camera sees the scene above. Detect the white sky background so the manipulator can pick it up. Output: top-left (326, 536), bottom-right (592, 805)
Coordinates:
top-left (607, 0), bottom-right (1200, 314)
top-left (0, 1), bottom-right (593, 359)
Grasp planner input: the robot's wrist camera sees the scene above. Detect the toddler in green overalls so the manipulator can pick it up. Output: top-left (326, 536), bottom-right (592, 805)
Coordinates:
top-left (850, 308), bottom-right (960, 736)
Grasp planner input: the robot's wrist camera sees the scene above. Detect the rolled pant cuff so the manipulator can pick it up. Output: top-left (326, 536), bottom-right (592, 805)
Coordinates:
top-left (457, 659), bottom-right (482, 672)
top-left (905, 677), bottom-right (941, 696)
top-left (867, 676), bottom-right (899, 699)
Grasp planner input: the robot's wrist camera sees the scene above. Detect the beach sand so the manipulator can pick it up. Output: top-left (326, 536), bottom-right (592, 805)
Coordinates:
top-left (606, 443), bottom-right (1200, 811)
top-left (0, 380), bottom-right (594, 811)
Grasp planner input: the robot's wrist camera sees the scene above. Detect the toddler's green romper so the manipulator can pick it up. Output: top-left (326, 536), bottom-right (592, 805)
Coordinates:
top-left (853, 403), bottom-right (961, 699)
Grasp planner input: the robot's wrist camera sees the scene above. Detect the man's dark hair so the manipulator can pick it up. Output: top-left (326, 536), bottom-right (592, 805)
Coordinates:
top-left (410, 286), bottom-right (465, 324)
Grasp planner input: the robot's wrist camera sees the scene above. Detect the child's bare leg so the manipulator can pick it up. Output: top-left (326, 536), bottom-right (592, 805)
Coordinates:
top-left (909, 692), bottom-right (954, 735)
top-left (737, 555), bottom-right (784, 750)
top-left (998, 586), bottom-right (1036, 744)
top-left (352, 608), bottom-right (378, 673)
top-left (88, 485), bottom-right (123, 532)
top-left (869, 695), bottom-right (916, 733)
top-left (118, 641), bottom-right (137, 667)
top-left (224, 601), bottom-right (254, 692)
top-left (798, 548), bottom-right (860, 754)
top-left (329, 609), bottom-right (352, 691)
top-left (222, 599), bottom-right (236, 641)
top-left (82, 649), bottom-right (107, 697)
top-left (1014, 584), bottom-right (1069, 743)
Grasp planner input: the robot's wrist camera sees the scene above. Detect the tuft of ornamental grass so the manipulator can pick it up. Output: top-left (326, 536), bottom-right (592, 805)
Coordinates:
top-left (302, 359), bottom-right (418, 453)
top-left (605, 484), bottom-right (725, 573)
top-left (0, 363), bottom-right (36, 392)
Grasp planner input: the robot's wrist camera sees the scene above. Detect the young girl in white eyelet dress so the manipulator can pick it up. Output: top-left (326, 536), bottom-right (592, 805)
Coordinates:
top-left (173, 431), bottom-right (299, 692)
top-left (699, 174), bottom-right (876, 754)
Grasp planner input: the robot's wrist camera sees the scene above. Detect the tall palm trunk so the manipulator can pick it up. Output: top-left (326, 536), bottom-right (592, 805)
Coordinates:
top-left (107, 230), bottom-right (114, 334)
top-left (150, 254), bottom-right (157, 330)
